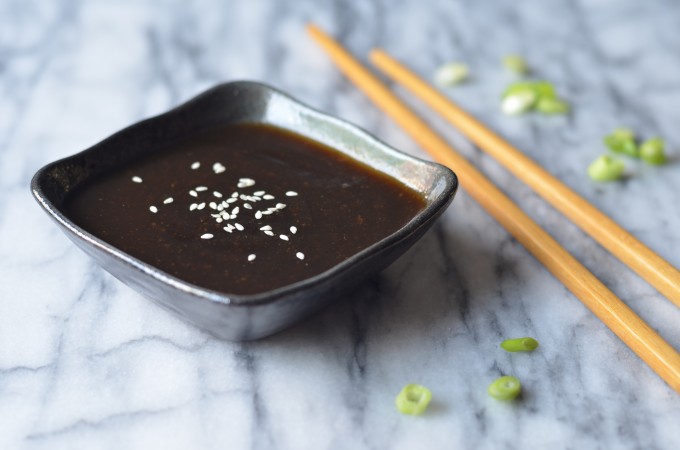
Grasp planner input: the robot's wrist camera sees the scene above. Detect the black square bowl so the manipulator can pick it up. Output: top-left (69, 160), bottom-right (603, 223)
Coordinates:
top-left (31, 81), bottom-right (458, 340)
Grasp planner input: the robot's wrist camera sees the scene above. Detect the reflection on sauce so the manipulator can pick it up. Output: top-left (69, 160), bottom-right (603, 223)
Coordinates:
top-left (65, 124), bottom-right (426, 295)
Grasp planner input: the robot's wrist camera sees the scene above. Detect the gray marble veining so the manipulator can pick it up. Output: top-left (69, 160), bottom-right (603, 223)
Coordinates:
top-left (1, 0), bottom-right (680, 449)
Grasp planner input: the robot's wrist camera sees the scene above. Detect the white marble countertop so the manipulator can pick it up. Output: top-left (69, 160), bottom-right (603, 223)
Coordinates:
top-left (2, 0), bottom-right (680, 448)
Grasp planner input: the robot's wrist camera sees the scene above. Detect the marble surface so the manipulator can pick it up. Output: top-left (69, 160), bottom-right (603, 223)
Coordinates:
top-left (2, 0), bottom-right (680, 448)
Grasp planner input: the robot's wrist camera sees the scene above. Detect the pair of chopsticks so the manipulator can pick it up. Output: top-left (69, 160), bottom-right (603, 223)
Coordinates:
top-left (306, 24), bottom-right (680, 392)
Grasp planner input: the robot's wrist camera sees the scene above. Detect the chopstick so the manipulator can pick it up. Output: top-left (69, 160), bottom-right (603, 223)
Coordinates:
top-left (369, 50), bottom-right (680, 309)
top-left (306, 24), bottom-right (680, 392)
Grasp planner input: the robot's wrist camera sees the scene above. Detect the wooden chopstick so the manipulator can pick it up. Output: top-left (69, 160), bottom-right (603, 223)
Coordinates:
top-left (369, 50), bottom-right (680, 309)
top-left (306, 24), bottom-right (680, 393)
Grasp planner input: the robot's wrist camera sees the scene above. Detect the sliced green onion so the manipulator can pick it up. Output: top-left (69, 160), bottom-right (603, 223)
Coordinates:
top-left (434, 62), bottom-right (469, 86)
top-left (587, 155), bottom-right (625, 181)
top-left (503, 55), bottom-right (529, 76)
top-left (639, 138), bottom-right (667, 165)
top-left (501, 81), bottom-right (567, 115)
top-left (536, 97), bottom-right (569, 115)
top-left (488, 376), bottom-right (522, 401)
top-left (501, 90), bottom-right (538, 116)
top-left (604, 128), bottom-right (638, 157)
top-left (395, 384), bottom-right (432, 415)
top-left (500, 337), bottom-right (539, 352)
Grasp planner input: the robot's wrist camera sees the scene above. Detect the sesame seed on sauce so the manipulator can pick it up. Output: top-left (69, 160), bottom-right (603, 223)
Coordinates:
top-left (254, 191), bottom-right (265, 196)
top-left (235, 223), bottom-right (244, 231)
top-left (275, 203), bottom-right (286, 209)
top-left (260, 225), bottom-right (272, 231)
top-left (197, 202), bottom-right (206, 210)
top-left (195, 186), bottom-right (208, 192)
top-left (255, 211), bottom-right (263, 219)
top-left (201, 233), bottom-right (213, 239)
top-left (163, 197), bottom-right (174, 204)
top-left (189, 190), bottom-right (198, 197)
top-left (263, 194), bottom-right (275, 200)
top-left (279, 235), bottom-right (289, 241)
top-left (237, 178), bottom-right (255, 188)
top-left (286, 191), bottom-right (298, 197)
top-left (248, 254), bottom-right (256, 262)
top-left (213, 162), bottom-right (226, 174)
top-left (189, 203), bottom-right (198, 211)
top-left (296, 252), bottom-right (305, 260)
top-left (264, 230), bottom-right (274, 236)
top-left (290, 226), bottom-right (297, 234)
top-left (149, 205), bottom-right (158, 213)
top-left (132, 176), bottom-right (143, 183)
top-left (191, 162), bottom-right (201, 170)
top-left (213, 191), bottom-right (223, 198)
top-left (243, 203), bottom-right (252, 209)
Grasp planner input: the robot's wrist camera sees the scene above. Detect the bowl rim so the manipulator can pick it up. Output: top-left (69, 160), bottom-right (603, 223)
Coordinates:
top-left (31, 81), bottom-right (458, 307)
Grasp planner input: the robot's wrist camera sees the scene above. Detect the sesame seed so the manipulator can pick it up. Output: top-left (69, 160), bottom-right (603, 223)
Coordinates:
top-left (197, 202), bottom-right (206, 210)
top-left (149, 205), bottom-right (158, 213)
top-left (260, 225), bottom-right (272, 231)
top-left (226, 198), bottom-right (237, 204)
top-left (191, 162), bottom-right (200, 169)
top-left (216, 218), bottom-right (223, 223)
top-left (248, 254), bottom-right (256, 262)
top-left (264, 230), bottom-right (274, 236)
top-left (189, 190), bottom-right (198, 197)
top-left (276, 203), bottom-right (286, 209)
top-left (290, 226), bottom-right (297, 234)
top-left (223, 226), bottom-right (232, 233)
top-left (263, 194), bottom-right (275, 200)
top-left (263, 210), bottom-right (273, 215)
top-left (201, 233), bottom-right (213, 239)
top-left (163, 197), bottom-right (174, 204)
top-left (235, 223), bottom-right (244, 231)
top-left (279, 234), bottom-right (289, 241)
top-left (213, 191), bottom-right (223, 198)
top-left (296, 252), bottom-right (305, 260)
top-left (231, 192), bottom-right (239, 198)
top-left (243, 203), bottom-right (252, 209)
top-left (255, 211), bottom-right (263, 219)
top-left (190, 203), bottom-right (198, 211)
top-left (232, 207), bottom-right (239, 215)
top-left (254, 191), bottom-right (265, 196)
top-left (132, 176), bottom-right (143, 183)
top-left (209, 202), bottom-right (217, 210)
top-left (213, 162), bottom-right (226, 174)
top-left (286, 191), bottom-right (298, 197)
top-left (237, 178), bottom-right (256, 188)
top-left (195, 186), bottom-right (208, 192)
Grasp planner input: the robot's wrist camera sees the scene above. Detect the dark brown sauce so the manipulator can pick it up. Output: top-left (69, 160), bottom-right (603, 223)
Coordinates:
top-left (65, 124), bottom-right (426, 295)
